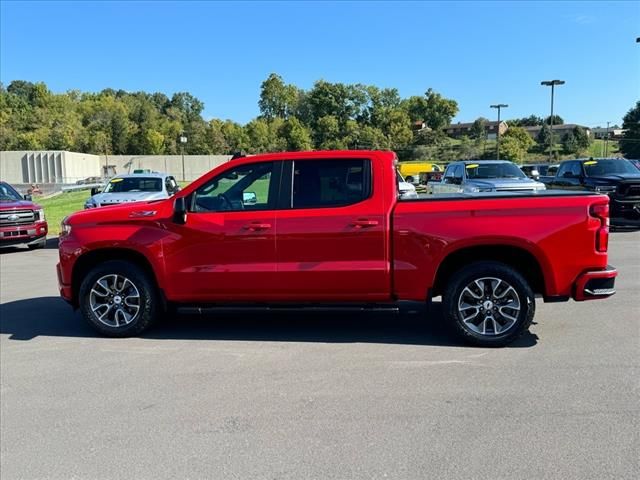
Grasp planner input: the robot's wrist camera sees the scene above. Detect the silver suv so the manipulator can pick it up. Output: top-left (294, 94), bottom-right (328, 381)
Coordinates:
top-left (85, 172), bottom-right (180, 209)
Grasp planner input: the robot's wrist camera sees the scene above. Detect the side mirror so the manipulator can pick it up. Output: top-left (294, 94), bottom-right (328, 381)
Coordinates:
top-left (90, 187), bottom-right (101, 196)
top-left (173, 196), bottom-right (187, 224)
top-left (243, 191), bottom-right (257, 204)
top-left (23, 194), bottom-right (32, 201)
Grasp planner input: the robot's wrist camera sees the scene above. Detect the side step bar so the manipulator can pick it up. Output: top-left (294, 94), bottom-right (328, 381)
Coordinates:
top-left (177, 304), bottom-right (402, 315)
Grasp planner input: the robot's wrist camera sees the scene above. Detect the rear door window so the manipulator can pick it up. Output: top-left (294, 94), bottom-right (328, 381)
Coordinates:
top-left (291, 159), bottom-right (371, 209)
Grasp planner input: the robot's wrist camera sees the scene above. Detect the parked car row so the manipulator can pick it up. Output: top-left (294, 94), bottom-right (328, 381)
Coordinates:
top-left (541, 158), bottom-right (640, 227)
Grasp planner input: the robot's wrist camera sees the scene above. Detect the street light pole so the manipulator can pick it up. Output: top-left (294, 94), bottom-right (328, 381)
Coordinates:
top-left (179, 133), bottom-right (188, 181)
top-left (604, 121), bottom-right (610, 157)
top-left (490, 104), bottom-right (508, 159)
top-left (541, 80), bottom-right (565, 162)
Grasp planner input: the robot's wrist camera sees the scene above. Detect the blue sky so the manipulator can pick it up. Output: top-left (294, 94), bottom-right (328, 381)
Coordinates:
top-left (1, 1), bottom-right (639, 127)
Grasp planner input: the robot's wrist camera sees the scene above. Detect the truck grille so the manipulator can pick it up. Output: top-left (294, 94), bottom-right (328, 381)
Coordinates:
top-left (0, 210), bottom-right (35, 226)
top-left (619, 183), bottom-right (640, 198)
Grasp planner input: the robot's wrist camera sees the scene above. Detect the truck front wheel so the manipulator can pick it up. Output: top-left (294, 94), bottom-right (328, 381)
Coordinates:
top-left (443, 262), bottom-right (535, 347)
top-left (79, 260), bottom-right (160, 337)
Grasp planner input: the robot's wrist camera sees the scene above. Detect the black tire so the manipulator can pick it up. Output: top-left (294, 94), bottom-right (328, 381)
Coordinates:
top-left (443, 261), bottom-right (535, 347)
top-left (79, 260), bottom-right (160, 337)
top-left (28, 239), bottom-right (46, 249)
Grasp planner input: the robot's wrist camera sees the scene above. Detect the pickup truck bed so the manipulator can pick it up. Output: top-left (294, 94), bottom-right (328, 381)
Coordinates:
top-left (57, 150), bottom-right (617, 347)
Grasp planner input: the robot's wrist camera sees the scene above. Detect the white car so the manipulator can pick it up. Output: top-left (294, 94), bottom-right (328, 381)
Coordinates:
top-left (85, 173), bottom-right (180, 209)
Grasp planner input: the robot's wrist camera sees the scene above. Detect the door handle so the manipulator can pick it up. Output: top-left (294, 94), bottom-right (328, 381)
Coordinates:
top-left (351, 219), bottom-right (379, 228)
top-left (243, 222), bottom-right (272, 231)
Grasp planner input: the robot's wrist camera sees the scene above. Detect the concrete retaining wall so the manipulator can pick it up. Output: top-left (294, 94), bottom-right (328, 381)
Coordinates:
top-left (100, 155), bottom-right (232, 182)
top-left (1, 151), bottom-right (233, 184)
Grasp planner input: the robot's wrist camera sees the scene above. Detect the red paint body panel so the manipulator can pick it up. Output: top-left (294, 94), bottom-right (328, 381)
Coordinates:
top-left (392, 195), bottom-right (609, 300)
top-left (57, 150), bottom-right (617, 308)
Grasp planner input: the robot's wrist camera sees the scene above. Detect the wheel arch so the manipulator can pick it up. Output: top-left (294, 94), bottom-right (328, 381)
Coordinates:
top-left (432, 245), bottom-right (546, 298)
top-left (71, 248), bottom-right (163, 307)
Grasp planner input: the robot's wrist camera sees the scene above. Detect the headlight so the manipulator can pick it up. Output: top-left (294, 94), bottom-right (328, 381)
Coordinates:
top-left (594, 185), bottom-right (616, 193)
top-left (469, 187), bottom-right (493, 193)
top-left (35, 208), bottom-right (45, 221)
top-left (60, 217), bottom-right (72, 236)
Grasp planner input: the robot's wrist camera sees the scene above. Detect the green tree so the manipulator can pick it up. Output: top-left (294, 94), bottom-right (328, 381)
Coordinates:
top-left (544, 114), bottom-right (564, 125)
top-left (508, 115), bottom-right (543, 127)
top-left (402, 88), bottom-right (458, 130)
top-left (500, 126), bottom-right (535, 161)
top-left (206, 119), bottom-right (229, 154)
top-left (258, 73), bottom-right (299, 120)
top-left (470, 117), bottom-right (488, 140)
top-left (279, 117), bottom-right (313, 151)
top-left (562, 131), bottom-right (579, 154)
top-left (144, 129), bottom-right (165, 154)
top-left (619, 101), bottom-right (640, 159)
top-left (314, 115), bottom-right (342, 149)
top-left (573, 126), bottom-right (590, 151)
top-left (536, 124), bottom-right (555, 153)
top-left (221, 120), bottom-right (250, 153)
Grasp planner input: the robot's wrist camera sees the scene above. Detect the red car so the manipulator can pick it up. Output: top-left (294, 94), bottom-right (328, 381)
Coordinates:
top-left (57, 150), bottom-right (617, 347)
top-left (0, 181), bottom-right (48, 249)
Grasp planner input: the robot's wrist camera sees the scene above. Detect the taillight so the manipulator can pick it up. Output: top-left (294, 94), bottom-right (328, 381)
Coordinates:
top-left (590, 203), bottom-right (609, 252)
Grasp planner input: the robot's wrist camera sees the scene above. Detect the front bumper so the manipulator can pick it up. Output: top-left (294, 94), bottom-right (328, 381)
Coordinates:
top-left (610, 198), bottom-right (640, 227)
top-left (57, 262), bottom-right (74, 303)
top-left (573, 265), bottom-right (617, 301)
top-left (0, 222), bottom-right (48, 248)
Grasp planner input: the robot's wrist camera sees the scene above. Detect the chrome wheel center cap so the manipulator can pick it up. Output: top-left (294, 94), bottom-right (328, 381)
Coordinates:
top-left (113, 295), bottom-right (122, 305)
top-left (483, 300), bottom-right (494, 310)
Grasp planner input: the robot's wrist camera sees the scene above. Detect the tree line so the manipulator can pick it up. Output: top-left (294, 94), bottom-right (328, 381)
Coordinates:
top-left (1, 76), bottom-right (637, 160)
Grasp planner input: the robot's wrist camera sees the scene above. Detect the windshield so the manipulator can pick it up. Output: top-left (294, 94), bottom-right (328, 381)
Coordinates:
top-left (583, 159), bottom-right (639, 176)
top-left (103, 177), bottom-right (162, 193)
top-left (465, 163), bottom-right (526, 179)
top-left (0, 182), bottom-right (23, 202)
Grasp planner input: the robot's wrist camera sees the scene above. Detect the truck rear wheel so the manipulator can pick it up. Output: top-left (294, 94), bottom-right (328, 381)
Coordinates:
top-left (443, 261), bottom-right (535, 347)
top-left (79, 260), bottom-right (159, 337)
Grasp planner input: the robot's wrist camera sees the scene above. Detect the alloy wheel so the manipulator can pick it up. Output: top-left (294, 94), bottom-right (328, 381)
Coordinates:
top-left (457, 277), bottom-right (521, 336)
top-left (89, 274), bottom-right (141, 328)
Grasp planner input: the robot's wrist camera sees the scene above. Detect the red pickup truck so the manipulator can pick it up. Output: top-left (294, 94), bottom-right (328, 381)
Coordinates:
top-left (1, 181), bottom-right (48, 249)
top-left (57, 150), bottom-right (617, 347)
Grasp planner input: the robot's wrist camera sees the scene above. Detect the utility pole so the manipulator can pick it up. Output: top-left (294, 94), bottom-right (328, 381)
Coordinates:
top-left (541, 80), bottom-right (565, 162)
top-left (490, 104), bottom-right (508, 159)
top-left (604, 121), bottom-right (610, 157)
top-left (179, 133), bottom-right (188, 181)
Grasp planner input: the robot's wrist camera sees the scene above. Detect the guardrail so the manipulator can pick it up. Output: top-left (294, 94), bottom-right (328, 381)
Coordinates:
top-left (60, 183), bottom-right (106, 193)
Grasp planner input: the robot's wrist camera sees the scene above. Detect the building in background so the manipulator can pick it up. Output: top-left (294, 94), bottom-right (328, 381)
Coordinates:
top-left (523, 124), bottom-right (591, 140)
top-left (444, 121), bottom-right (508, 140)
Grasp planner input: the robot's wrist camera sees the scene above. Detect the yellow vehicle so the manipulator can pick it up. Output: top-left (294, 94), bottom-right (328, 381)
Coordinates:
top-left (397, 162), bottom-right (443, 183)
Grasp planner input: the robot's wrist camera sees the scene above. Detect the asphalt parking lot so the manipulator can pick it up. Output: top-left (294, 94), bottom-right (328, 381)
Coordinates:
top-left (1, 233), bottom-right (638, 480)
